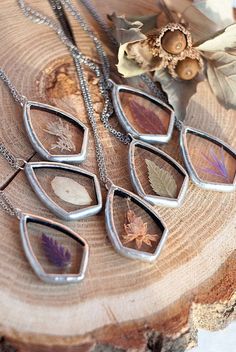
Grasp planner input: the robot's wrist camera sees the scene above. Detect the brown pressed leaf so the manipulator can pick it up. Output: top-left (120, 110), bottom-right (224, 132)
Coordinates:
top-left (204, 51), bottom-right (236, 110)
top-left (123, 208), bottom-right (159, 249)
top-left (145, 159), bottom-right (177, 198)
top-left (128, 100), bottom-right (166, 134)
top-left (153, 69), bottom-right (202, 121)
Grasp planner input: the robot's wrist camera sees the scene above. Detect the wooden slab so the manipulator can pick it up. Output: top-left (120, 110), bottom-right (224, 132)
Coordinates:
top-left (0, 1), bottom-right (235, 351)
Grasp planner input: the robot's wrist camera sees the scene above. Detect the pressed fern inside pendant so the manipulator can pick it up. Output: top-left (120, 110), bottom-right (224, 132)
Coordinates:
top-left (26, 221), bottom-right (84, 275)
top-left (119, 91), bottom-right (170, 134)
top-left (24, 102), bottom-right (87, 161)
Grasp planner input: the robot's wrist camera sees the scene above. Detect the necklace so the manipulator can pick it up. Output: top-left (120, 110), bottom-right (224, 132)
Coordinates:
top-left (47, 0), bottom-right (190, 208)
top-left (0, 69), bottom-right (89, 164)
top-left (73, 0), bottom-right (236, 193)
top-left (18, 0), bottom-right (169, 262)
top-left (0, 191), bottom-right (89, 283)
top-left (0, 69), bottom-right (102, 220)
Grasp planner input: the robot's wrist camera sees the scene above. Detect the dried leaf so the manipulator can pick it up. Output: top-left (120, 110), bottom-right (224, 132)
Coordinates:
top-left (200, 147), bottom-right (230, 181)
top-left (123, 207), bottom-right (158, 249)
top-left (205, 51), bottom-right (236, 110)
top-left (197, 24), bottom-right (236, 52)
top-left (126, 14), bottom-right (160, 34)
top-left (117, 41), bottom-right (150, 77)
top-left (153, 69), bottom-right (202, 121)
top-left (164, 0), bottom-right (219, 43)
top-left (44, 120), bottom-right (76, 152)
top-left (51, 176), bottom-right (92, 205)
top-left (128, 100), bottom-right (166, 134)
top-left (145, 159), bottom-right (177, 198)
top-left (108, 12), bottom-right (146, 44)
top-left (125, 39), bottom-right (162, 72)
top-left (41, 233), bottom-right (71, 268)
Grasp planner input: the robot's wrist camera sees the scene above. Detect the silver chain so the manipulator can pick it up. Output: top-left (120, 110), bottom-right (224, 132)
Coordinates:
top-left (0, 191), bottom-right (21, 218)
top-left (18, 0), bottom-right (130, 185)
top-left (0, 143), bottom-right (25, 169)
top-left (0, 69), bottom-right (26, 106)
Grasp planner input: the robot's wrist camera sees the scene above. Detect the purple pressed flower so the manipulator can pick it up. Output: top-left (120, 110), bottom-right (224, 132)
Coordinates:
top-left (201, 147), bottom-right (229, 181)
top-left (41, 233), bottom-right (71, 268)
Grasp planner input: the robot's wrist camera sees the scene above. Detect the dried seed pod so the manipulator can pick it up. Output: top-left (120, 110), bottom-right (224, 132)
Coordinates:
top-left (161, 29), bottom-right (187, 55)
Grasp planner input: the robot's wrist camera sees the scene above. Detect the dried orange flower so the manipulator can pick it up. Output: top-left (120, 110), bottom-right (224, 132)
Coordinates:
top-left (123, 209), bottom-right (159, 249)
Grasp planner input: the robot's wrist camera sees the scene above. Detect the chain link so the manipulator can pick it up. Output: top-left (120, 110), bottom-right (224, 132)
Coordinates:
top-left (0, 69), bottom-right (26, 106)
top-left (0, 191), bottom-right (21, 218)
top-left (0, 143), bottom-right (25, 169)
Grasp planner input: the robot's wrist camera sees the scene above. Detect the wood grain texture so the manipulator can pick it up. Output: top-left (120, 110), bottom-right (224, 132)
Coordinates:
top-left (0, 1), bottom-right (235, 351)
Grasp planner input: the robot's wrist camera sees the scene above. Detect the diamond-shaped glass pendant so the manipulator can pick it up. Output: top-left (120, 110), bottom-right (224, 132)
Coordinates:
top-left (110, 80), bottom-right (175, 144)
top-left (180, 126), bottom-right (236, 192)
top-left (24, 162), bottom-right (102, 221)
top-left (128, 139), bottom-right (189, 207)
top-left (105, 184), bottom-right (168, 262)
top-left (23, 101), bottom-right (89, 163)
top-left (19, 213), bottom-right (89, 284)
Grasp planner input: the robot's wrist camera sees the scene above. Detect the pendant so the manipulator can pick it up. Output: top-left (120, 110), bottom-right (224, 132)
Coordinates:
top-left (180, 125), bottom-right (236, 192)
top-left (128, 138), bottom-right (189, 207)
top-left (19, 212), bottom-right (89, 284)
top-left (23, 100), bottom-right (89, 163)
top-left (110, 80), bottom-right (175, 144)
top-left (105, 183), bottom-right (168, 262)
top-left (24, 161), bottom-right (102, 221)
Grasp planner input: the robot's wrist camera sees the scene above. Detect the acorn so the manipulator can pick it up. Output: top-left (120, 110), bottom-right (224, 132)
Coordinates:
top-left (161, 29), bottom-right (187, 55)
top-left (175, 57), bottom-right (200, 80)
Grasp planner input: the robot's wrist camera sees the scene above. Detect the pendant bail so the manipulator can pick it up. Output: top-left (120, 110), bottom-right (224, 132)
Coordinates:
top-left (175, 118), bottom-right (184, 131)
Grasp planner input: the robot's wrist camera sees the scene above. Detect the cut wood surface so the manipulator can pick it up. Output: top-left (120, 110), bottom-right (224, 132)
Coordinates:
top-left (0, 1), bottom-right (235, 351)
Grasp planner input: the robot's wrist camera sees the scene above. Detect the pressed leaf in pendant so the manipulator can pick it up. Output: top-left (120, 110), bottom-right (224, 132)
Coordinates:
top-left (200, 147), bottom-right (230, 182)
top-left (41, 233), bottom-right (71, 268)
top-left (123, 206), bottom-right (159, 249)
top-left (128, 100), bottom-right (166, 134)
top-left (105, 184), bottom-right (168, 262)
top-left (145, 159), bottom-right (177, 198)
top-left (51, 176), bottom-right (92, 206)
top-left (23, 100), bottom-right (89, 163)
top-left (44, 120), bottom-right (76, 152)
top-left (19, 213), bottom-right (89, 284)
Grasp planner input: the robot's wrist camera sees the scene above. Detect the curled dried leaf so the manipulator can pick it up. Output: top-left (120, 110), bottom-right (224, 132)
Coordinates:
top-left (108, 12), bottom-right (146, 44)
top-left (204, 51), bottom-right (236, 110)
top-left (197, 24), bottom-right (236, 52)
top-left (117, 41), bottom-right (150, 77)
top-left (153, 69), bottom-right (202, 121)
